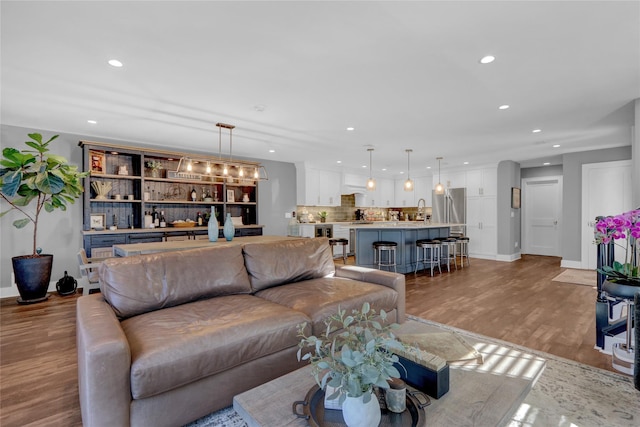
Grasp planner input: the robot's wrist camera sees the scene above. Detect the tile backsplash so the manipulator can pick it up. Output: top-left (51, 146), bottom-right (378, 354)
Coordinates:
top-left (295, 195), bottom-right (432, 222)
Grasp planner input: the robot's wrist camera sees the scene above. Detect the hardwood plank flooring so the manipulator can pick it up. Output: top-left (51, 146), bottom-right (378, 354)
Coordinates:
top-left (0, 255), bottom-right (615, 426)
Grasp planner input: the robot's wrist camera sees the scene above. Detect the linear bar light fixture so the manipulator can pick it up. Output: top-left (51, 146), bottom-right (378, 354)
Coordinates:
top-left (404, 149), bottom-right (414, 191)
top-left (171, 122), bottom-right (268, 181)
top-left (366, 148), bottom-right (376, 191)
top-left (434, 157), bottom-right (444, 195)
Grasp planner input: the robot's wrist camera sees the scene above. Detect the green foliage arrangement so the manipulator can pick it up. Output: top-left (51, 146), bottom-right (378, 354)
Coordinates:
top-left (0, 133), bottom-right (89, 256)
top-left (297, 302), bottom-right (404, 404)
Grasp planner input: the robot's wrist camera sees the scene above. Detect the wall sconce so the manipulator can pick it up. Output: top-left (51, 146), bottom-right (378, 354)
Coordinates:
top-left (366, 148), bottom-right (376, 191)
top-left (404, 149), bottom-right (414, 191)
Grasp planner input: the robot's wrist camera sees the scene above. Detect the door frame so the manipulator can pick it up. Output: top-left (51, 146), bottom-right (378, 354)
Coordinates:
top-left (521, 176), bottom-right (563, 256)
top-left (581, 159), bottom-right (633, 269)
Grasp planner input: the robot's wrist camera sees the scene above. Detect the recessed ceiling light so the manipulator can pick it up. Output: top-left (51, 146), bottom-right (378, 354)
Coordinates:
top-left (463, 161), bottom-right (469, 165)
top-left (346, 127), bottom-right (355, 131)
top-left (336, 160), bottom-right (342, 164)
top-left (254, 104), bottom-right (266, 112)
top-left (108, 59), bottom-right (123, 67)
top-left (479, 55), bottom-right (495, 64)
top-left (87, 120), bottom-right (97, 124)
top-left (552, 144), bottom-right (560, 148)
top-left (362, 165), bottom-right (367, 168)
top-left (532, 129), bottom-right (542, 133)
top-left (269, 149), bottom-right (275, 153)
top-left (498, 104), bottom-right (510, 110)
top-left (426, 166), bottom-right (431, 169)
top-left (543, 162), bottom-right (551, 166)
top-left (382, 168), bottom-right (387, 171)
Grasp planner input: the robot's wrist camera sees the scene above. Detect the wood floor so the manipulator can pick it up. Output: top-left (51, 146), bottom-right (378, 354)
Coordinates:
top-left (0, 255), bottom-right (615, 426)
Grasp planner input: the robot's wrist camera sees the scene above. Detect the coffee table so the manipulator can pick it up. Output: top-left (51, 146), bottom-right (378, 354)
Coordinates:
top-left (233, 320), bottom-right (546, 427)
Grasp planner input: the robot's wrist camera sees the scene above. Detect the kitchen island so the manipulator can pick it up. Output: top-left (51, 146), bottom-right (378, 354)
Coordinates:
top-left (352, 222), bottom-right (459, 274)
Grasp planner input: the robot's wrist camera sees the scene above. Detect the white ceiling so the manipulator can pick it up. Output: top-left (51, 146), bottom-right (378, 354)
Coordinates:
top-left (2, 1), bottom-right (639, 178)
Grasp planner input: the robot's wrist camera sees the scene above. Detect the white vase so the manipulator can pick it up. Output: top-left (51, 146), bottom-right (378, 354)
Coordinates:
top-left (341, 391), bottom-right (381, 427)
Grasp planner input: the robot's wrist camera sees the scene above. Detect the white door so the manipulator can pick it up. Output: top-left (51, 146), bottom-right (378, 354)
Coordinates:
top-left (581, 160), bottom-right (633, 269)
top-left (522, 177), bottom-right (562, 256)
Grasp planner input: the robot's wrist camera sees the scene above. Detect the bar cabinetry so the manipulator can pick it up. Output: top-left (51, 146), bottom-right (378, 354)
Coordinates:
top-left (79, 141), bottom-right (262, 256)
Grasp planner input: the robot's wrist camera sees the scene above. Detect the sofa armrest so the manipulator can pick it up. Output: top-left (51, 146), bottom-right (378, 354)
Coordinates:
top-left (77, 294), bottom-right (132, 427)
top-left (334, 265), bottom-right (406, 323)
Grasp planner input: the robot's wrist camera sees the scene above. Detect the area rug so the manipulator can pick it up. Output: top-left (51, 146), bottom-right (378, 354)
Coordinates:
top-left (184, 315), bottom-right (639, 427)
top-left (551, 268), bottom-right (597, 287)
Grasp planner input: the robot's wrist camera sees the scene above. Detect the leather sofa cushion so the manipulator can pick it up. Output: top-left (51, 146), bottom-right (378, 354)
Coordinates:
top-left (100, 245), bottom-right (252, 319)
top-left (121, 294), bottom-right (310, 399)
top-left (243, 237), bottom-right (336, 292)
top-left (255, 277), bottom-right (398, 335)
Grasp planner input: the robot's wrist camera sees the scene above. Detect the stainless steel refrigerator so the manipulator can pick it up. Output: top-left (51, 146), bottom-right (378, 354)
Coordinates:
top-left (432, 187), bottom-right (466, 236)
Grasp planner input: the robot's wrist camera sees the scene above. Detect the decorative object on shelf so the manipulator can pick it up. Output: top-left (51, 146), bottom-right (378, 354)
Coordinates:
top-left (296, 302), bottom-right (404, 427)
top-left (318, 211), bottom-right (328, 223)
top-left (366, 147), bottom-right (376, 191)
top-left (146, 160), bottom-right (163, 178)
top-left (223, 212), bottom-right (235, 241)
top-left (594, 209), bottom-right (639, 286)
top-left (434, 157), bottom-right (444, 195)
top-left (118, 165), bottom-right (129, 175)
top-left (242, 193), bottom-right (250, 203)
top-left (90, 213), bottom-right (106, 230)
top-left (91, 180), bottom-right (112, 200)
top-left (404, 149), bottom-right (413, 191)
top-left (1, 133), bottom-right (88, 304)
top-left (89, 150), bottom-right (105, 174)
top-left (227, 189), bottom-right (235, 203)
top-left (208, 206), bottom-right (219, 242)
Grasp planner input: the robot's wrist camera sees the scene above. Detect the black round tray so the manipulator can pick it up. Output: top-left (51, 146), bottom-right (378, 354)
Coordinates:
top-left (293, 384), bottom-right (427, 427)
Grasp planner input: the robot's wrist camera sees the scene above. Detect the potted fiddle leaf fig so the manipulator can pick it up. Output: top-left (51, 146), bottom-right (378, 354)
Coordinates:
top-left (0, 133), bottom-right (89, 303)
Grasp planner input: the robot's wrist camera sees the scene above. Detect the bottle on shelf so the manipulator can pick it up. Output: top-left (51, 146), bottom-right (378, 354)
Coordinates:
top-left (202, 187), bottom-right (207, 201)
top-left (152, 206), bottom-right (159, 227)
top-left (197, 211), bottom-right (203, 226)
top-left (223, 212), bottom-right (235, 241)
top-left (208, 206), bottom-right (218, 242)
top-left (144, 211), bottom-right (153, 229)
top-left (159, 211), bottom-right (167, 228)
top-left (191, 188), bottom-right (197, 202)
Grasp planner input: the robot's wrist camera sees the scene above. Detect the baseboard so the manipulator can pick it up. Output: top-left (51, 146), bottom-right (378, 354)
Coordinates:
top-left (560, 259), bottom-right (583, 269)
top-left (496, 252), bottom-right (521, 262)
top-left (0, 274), bottom-right (58, 299)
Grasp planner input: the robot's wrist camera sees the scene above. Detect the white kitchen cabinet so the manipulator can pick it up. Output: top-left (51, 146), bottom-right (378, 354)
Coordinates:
top-left (466, 167), bottom-right (497, 197)
top-left (377, 178), bottom-right (395, 207)
top-left (299, 224), bottom-right (316, 238)
top-left (413, 176), bottom-right (432, 207)
top-left (466, 195), bottom-right (497, 258)
top-left (394, 179), bottom-right (414, 207)
top-left (436, 171), bottom-right (466, 190)
top-left (296, 165), bottom-right (341, 206)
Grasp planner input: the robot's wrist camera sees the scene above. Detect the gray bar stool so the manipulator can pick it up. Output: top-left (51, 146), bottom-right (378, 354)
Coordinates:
top-left (329, 238), bottom-right (349, 264)
top-left (441, 237), bottom-right (458, 271)
top-left (415, 239), bottom-right (441, 276)
top-left (373, 241), bottom-right (397, 272)
top-left (456, 236), bottom-right (470, 268)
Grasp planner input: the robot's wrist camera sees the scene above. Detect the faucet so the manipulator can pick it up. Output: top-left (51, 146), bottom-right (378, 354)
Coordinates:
top-left (417, 198), bottom-right (426, 222)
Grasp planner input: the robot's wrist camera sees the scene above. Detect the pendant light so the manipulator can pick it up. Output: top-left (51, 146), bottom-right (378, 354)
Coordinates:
top-left (217, 122), bottom-right (235, 176)
top-left (366, 148), bottom-right (376, 191)
top-left (434, 156), bottom-right (444, 195)
top-left (404, 149), bottom-right (413, 191)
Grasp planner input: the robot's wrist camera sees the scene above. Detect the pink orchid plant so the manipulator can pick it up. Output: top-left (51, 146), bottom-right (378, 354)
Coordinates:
top-left (594, 209), bottom-right (640, 285)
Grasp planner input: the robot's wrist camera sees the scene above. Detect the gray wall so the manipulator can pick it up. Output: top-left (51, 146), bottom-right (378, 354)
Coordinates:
top-left (497, 161), bottom-right (521, 257)
top-left (561, 145), bottom-right (632, 262)
top-left (521, 164), bottom-right (563, 179)
top-left (0, 124), bottom-right (297, 290)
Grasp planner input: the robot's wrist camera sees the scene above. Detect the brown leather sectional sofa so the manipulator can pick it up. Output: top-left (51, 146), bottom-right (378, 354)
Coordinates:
top-left (76, 237), bottom-right (405, 427)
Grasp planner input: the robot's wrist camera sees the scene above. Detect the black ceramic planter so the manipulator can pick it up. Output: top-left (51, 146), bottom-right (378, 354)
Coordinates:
top-left (12, 254), bottom-right (53, 304)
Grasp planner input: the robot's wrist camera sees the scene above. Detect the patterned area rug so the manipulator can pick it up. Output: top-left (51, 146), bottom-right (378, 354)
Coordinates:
top-left (184, 316), bottom-right (638, 427)
top-left (551, 268), bottom-right (597, 287)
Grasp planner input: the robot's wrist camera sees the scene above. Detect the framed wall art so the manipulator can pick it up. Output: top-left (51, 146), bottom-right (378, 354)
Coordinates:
top-left (511, 187), bottom-right (521, 209)
top-left (90, 213), bottom-right (106, 230)
top-left (90, 151), bottom-right (105, 174)
top-left (226, 189), bottom-right (235, 203)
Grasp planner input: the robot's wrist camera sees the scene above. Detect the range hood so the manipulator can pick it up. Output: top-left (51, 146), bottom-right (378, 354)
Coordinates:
top-left (341, 185), bottom-right (367, 195)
